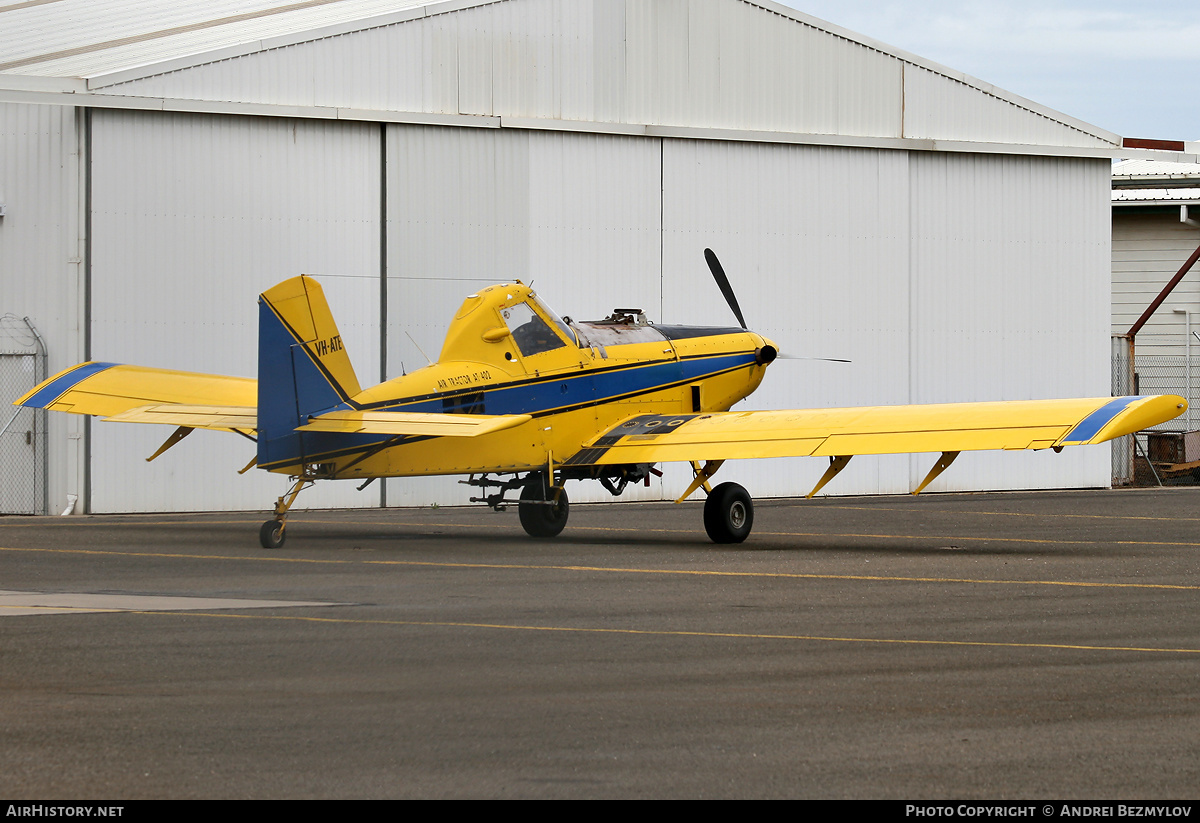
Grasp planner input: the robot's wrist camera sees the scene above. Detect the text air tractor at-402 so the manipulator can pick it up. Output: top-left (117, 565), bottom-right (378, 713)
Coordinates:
top-left (17, 251), bottom-right (1186, 547)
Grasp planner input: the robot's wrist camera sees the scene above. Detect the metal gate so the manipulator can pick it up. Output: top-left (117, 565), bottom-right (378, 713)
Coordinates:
top-left (0, 316), bottom-right (48, 515)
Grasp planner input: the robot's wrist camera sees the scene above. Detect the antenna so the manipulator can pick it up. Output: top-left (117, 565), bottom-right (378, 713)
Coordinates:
top-left (405, 331), bottom-right (434, 366)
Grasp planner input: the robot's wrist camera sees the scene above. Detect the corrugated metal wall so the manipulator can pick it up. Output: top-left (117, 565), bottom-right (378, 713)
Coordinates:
top-left (659, 142), bottom-right (1110, 498)
top-left (88, 109), bottom-right (382, 512)
top-left (1113, 211), bottom-right (1200, 343)
top-left (906, 152), bottom-right (1111, 492)
top-left (1112, 210), bottom-right (1200, 433)
top-left (0, 102), bottom-right (85, 514)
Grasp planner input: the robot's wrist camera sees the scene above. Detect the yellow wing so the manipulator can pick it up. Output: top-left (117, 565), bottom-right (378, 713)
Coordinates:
top-left (15, 362), bottom-right (257, 431)
top-left (564, 395), bottom-right (1186, 465)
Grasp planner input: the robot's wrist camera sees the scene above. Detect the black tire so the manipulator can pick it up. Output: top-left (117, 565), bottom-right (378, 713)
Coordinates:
top-left (703, 482), bottom-right (753, 544)
top-left (518, 474), bottom-right (569, 538)
top-left (260, 519), bottom-right (285, 549)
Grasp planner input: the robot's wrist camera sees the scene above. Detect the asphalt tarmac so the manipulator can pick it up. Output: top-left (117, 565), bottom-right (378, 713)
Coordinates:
top-left (2, 488), bottom-right (1198, 799)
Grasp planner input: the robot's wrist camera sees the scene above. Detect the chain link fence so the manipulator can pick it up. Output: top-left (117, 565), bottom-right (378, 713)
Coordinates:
top-left (1112, 334), bottom-right (1197, 486)
top-left (0, 316), bottom-right (47, 515)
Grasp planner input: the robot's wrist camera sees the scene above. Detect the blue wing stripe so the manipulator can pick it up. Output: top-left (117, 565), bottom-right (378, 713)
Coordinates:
top-left (20, 362), bottom-right (119, 409)
top-left (1061, 396), bottom-right (1141, 443)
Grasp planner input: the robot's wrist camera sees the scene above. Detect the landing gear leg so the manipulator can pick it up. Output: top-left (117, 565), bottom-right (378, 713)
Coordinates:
top-left (703, 482), bottom-right (754, 544)
top-left (260, 476), bottom-right (313, 549)
top-left (518, 471), bottom-right (569, 538)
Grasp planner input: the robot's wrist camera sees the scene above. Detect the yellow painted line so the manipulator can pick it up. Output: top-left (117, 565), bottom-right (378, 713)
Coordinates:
top-left (134, 610), bottom-right (1200, 655)
top-left (3, 544), bottom-right (1199, 591)
top-left (790, 504), bottom-right (1200, 523)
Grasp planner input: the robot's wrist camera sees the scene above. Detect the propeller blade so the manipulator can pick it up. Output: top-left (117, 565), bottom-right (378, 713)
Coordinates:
top-left (704, 248), bottom-right (747, 330)
top-left (777, 353), bottom-right (852, 363)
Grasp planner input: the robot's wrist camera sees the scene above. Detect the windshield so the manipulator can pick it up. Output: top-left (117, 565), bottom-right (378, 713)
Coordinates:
top-left (501, 301), bottom-right (568, 357)
top-left (530, 294), bottom-right (577, 346)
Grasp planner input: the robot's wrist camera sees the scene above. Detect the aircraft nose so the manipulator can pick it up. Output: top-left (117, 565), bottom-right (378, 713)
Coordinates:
top-left (755, 337), bottom-right (779, 366)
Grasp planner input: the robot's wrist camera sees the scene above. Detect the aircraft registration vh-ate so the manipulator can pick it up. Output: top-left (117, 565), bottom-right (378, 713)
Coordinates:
top-left (16, 250), bottom-right (1187, 548)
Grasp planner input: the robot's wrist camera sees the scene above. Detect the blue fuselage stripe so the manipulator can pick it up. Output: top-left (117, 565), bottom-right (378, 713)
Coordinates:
top-left (376, 352), bottom-right (753, 416)
top-left (21, 362), bottom-right (119, 408)
top-left (1062, 396), bottom-right (1140, 443)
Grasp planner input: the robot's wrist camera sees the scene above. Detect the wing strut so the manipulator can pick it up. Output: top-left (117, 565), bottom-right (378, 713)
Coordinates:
top-left (912, 451), bottom-right (960, 495)
top-left (675, 460), bottom-right (725, 503)
top-left (807, 455), bottom-right (852, 498)
top-left (146, 426), bottom-right (193, 462)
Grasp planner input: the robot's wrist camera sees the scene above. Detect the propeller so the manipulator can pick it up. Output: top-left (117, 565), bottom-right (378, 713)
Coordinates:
top-left (704, 248), bottom-right (747, 330)
top-left (703, 248), bottom-right (850, 363)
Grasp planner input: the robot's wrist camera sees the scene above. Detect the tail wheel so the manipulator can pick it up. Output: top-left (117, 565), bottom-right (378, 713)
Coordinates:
top-left (518, 473), bottom-right (569, 538)
top-left (260, 520), bottom-right (285, 549)
top-left (703, 482), bottom-right (753, 544)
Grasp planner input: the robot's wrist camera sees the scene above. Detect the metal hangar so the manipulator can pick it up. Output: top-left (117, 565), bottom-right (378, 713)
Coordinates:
top-left (3, 0), bottom-right (1193, 515)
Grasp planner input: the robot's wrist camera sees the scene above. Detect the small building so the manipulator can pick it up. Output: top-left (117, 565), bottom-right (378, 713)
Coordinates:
top-left (1111, 158), bottom-right (1200, 475)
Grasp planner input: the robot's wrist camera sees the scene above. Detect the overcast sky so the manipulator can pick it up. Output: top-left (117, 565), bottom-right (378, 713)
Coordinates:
top-left (778, 0), bottom-right (1197, 143)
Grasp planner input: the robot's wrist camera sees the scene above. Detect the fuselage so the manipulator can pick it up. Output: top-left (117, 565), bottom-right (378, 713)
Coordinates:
top-left (268, 282), bottom-right (776, 478)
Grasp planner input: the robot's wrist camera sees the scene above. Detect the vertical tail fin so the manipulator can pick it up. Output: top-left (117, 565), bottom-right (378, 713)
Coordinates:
top-left (257, 276), bottom-right (361, 469)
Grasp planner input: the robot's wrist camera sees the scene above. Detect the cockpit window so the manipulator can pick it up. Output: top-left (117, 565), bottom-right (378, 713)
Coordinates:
top-left (501, 302), bottom-right (567, 357)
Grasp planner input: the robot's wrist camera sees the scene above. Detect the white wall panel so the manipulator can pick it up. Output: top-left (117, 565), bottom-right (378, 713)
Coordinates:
top-left (660, 141), bottom-right (1111, 498)
top-left (907, 153), bottom-right (1111, 491)
top-left (662, 138), bottom-right (916, 498)
top-left (0, 102), bottom-right (85, 514)
top-left (89, 109), bottom-right (381, 513)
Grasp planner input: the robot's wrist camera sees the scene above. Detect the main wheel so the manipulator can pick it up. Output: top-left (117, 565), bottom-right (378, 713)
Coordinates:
top-left (260, 519), bottom-right (285, 549)
top-left (518, 474), bottom-right (569, 538)
top-left (703, 482), bottom-right (753, 544)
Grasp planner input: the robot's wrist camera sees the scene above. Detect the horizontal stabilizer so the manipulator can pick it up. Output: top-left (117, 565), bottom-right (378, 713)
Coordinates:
top-left (297, 410), bottom-right (531, 437)
top-left (105, 404), bottom-right (257, 431)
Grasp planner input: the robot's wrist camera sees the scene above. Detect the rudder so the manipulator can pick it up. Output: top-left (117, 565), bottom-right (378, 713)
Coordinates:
top-left (257, 276), bottom-right (361, 470)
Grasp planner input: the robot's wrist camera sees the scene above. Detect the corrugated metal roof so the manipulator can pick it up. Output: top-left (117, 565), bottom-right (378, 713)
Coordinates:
top-left (1112, 158), bottom-right (1200, 203)
top-left (1112, 189), bottom-right (1200, 203)
top-left (0, 0), bottom-right (454, 76)
top-left (1112, 157), bottom-right (1200, 181)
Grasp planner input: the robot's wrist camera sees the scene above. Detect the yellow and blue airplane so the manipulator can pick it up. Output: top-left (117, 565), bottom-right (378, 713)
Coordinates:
top-left (16, 250), bottom-right (1187, 547)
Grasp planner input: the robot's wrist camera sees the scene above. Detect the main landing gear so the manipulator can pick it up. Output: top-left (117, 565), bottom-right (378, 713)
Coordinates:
top-left (678, 460), bottom-right (753, 543)
top-left (464, 464), bottom-right (754, 543)
top-left (517, 472), bottom-right (569, 538)
top-left (463, 470), bottom-right (571, 538)
top-left (464, 465), bottom-right (657, 540)
top-left (703, 482), bottom-right (753, 544)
